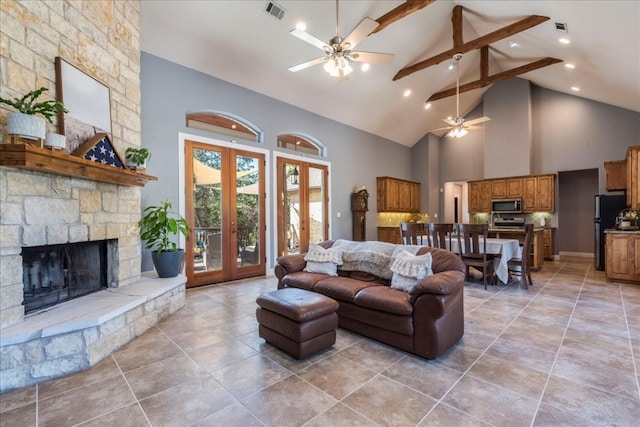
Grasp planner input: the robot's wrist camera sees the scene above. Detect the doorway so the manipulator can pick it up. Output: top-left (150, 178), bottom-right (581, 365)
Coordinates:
top-left (443, 181), bottom-right (468, 224)
top-left (276, 157), bottom-right (329, 257)
top-left (184, 139), bottom-right (266, 287)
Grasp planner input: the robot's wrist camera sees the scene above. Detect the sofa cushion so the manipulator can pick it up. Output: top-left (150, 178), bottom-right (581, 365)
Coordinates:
top-left (304, 261), bottom-right (338, 276)
top-left (313, 276), bottom-right (381, 303)
top-left (304, 243), bottom-right (343, 264)
top-left (353, 286), bottom-right (413, 316)
top-left (282, 271), bottom-right (329, 291)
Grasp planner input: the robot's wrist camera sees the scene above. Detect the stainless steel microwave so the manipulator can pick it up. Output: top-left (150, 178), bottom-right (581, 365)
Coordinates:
top-left (491, 198), bottom-right (522, 213)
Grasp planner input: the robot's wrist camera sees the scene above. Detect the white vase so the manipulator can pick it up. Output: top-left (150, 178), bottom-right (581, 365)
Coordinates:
top-left (7, 112), bottom-right (46, 140)
top-left (45, 132), bottom-right (66, 150)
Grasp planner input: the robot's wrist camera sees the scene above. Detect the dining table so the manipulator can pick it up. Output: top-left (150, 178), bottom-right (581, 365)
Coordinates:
top-left (447, 237), bottom-right (522, 284)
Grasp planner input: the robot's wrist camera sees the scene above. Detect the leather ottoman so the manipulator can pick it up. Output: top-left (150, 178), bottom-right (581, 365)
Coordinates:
top-left (256, 288), bottom-right (339, 359)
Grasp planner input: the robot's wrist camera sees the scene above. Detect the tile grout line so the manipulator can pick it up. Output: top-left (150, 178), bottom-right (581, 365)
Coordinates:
top-left (528, 260), bottom-right (590, 427)
top-left (618, 283), bottom-right (640, 401)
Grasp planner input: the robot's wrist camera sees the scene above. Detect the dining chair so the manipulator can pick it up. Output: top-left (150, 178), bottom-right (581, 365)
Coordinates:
top-left (507, 223), bottom-right (534, 289)
top-left (456, 223), bottom-right (496, 289)
top-left (428, 223), bottom-right (454, 249)
top-left (399, 222), bottom-right (427, 245)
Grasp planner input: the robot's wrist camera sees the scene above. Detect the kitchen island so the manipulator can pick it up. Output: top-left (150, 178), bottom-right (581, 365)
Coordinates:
top-left (605, 229), bottom-right (640, 283)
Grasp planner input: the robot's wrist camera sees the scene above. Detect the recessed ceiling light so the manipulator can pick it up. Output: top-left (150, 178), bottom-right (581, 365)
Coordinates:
top-left (559, 37), bottom-right (570, 44)
top-left (509, 41), bottom-right (520, 48)
top-left (424, 103), bottom-right (432, 110)
top-left (447, 116), bottom-right (452, 121)
top-left (361, 63), bottom-right (370, 72)
top-left (564, 63), bottom-right (575, 69)
top-left (448, 63), bottom-right (455, 71)
top-left (403, 89), bottom-right (411, 97)
top-left (295, 22), bottom-right (306, 31)
top-left (571, 86), bottom-right (580, 91)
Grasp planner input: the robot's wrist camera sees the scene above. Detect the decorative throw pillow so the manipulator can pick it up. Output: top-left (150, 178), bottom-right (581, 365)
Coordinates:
top-left (304, 243), bottom-right (342, 276)
top-left (304, 260), bottom-right (338, 276)
top-left (390, 250), bottom-right (434, 292)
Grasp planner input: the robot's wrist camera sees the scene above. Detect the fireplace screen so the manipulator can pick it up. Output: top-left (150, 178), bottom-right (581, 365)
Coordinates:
top-left (22, 239), bottom-right (117, 314)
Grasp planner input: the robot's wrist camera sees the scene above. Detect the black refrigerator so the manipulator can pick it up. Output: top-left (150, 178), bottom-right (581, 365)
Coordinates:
top-left (594, 194), bottom-right (627, 270)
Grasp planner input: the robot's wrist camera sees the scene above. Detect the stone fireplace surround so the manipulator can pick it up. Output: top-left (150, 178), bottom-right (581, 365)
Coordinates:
top-left (0, 167), bottom-right (185, 393)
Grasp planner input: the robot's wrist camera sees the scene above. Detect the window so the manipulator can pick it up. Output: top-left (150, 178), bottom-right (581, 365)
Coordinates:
top-left (277, 133), bottom-right (325, 156)
top-left (186, 112), bottom-right (262, 142)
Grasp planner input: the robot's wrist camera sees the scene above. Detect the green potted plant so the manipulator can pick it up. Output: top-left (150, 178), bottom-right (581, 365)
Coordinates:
top-left (0, 87), bottom-right (67, 141)
top-left (125, 147), bottom-right (151, 170)
top-left (139, 199), bottom-right (190, 278)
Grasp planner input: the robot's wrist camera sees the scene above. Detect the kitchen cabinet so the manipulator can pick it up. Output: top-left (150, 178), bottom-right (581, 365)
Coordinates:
top-left (488, 228), bottom-right (544, 270)
top-left (377, 227), bottom-right (401, 244)
top-left (605, 231), bottom-right (640, 282)
top-left (468, 180), bottom-right (491, 213)
top-left (543, 228), bottom-right (554, 260)
top-left (377, 177), bottom-right (420, 213)
top-left (627, 146), bottom-right (640, 209)
top-left (605, 160), bottom-right (627, 191)
top-left (522, 174), bottom-right (555, 212)
top-left (469, 174), bottom-right (554, 213)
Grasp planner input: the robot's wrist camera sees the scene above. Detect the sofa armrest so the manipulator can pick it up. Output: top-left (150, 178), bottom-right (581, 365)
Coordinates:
top-left (275, 254), bottom-right (307, 289)
top-left (408, 270), bottom-right (465, 303)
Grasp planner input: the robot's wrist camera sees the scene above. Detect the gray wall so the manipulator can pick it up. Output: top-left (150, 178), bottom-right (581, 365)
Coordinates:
top-left (141, 52), bottom-right (640, 267)
top-left (557, 169), bottom-right (599, 254)
top-left (140, 53), bottom-right (412, 268)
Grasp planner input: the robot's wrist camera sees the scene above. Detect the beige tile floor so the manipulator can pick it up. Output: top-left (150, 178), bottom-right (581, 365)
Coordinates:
top-left (2, 257), bottom-right (640, 427)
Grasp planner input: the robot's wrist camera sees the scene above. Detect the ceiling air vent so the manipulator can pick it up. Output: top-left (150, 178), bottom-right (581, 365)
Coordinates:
top-left (265, 1), bottom-right (286, 20)
top-left (555, 22), bottom-right (568, 32)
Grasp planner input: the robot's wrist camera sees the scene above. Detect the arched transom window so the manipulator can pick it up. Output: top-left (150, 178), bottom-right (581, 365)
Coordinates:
top-left (186, 112), bottom-right (262, 142)
top-left (277, 133), bottom-right (325, 156)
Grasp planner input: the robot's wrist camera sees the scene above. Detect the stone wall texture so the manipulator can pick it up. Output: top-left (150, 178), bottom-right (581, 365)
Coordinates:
top-left (0, 0), bottom-right (143, 329)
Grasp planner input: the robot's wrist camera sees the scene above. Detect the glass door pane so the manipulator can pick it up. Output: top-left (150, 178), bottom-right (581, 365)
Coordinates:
top-left (284, 162), bottom-right (301, 254)
top-left (192, 147), bottom-right (223, 274)
top-left (234, 153), bottom-right (261, 268)
top-left (308, 165), bottom-right (327, 244)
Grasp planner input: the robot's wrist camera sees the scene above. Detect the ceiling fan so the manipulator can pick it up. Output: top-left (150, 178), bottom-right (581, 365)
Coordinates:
top-left (288, 0), bottom-right (394, 81)
top-left (428, 53), bottom-right (491, 137)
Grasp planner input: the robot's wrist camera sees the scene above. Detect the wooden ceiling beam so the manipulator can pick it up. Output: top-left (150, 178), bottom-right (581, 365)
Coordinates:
top-left (480, 45), bottom-right (489, 80)
top-left (452, 5), bottom-right (463, 48)
top-left (426, 57), bottom-right (562, 102)
top-left (372, 0), bottom-right (437, 34)
top-left (393, 13), bottom-right (550, 81)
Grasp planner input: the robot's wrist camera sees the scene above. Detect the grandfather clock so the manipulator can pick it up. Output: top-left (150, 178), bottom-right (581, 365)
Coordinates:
top-left (351, 189), bottom-right (369, 241)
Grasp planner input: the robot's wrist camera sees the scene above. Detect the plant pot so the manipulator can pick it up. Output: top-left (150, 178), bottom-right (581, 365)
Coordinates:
top-left (152, 249), bottom-right (185, 278)
top-left (7, 112), bottom-right (46, 140)
top-left (44, 132), bottom-right (66, 150)
top-left (125, 159), bottom-right (146, 171)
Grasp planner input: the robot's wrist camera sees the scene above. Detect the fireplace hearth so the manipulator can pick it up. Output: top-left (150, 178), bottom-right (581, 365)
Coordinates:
top-left (22, 239), bottom-right (118, 314)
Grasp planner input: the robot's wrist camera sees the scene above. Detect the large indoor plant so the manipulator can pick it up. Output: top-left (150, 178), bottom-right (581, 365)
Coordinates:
top-left (139, 199), bottom-right (190, 278)
top-left (0, 87), bottom-right (67, 140)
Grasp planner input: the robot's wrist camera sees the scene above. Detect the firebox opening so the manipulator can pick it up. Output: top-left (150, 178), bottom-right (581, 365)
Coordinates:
top-left (22, 239), bottom-right (118, 314)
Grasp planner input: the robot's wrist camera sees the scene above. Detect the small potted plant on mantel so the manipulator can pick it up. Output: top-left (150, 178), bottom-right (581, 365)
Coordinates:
top-left (0, 87), bottom-right (68, 147)
top-left (125, 147), bottom-right (151, 170)
top-left (139, 199), bottom-right (190, 278)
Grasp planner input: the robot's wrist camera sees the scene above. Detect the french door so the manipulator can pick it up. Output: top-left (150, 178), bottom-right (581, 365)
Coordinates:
top-left (276, 157), bottom-right (329, 257)
top-left (185, 140), bottom-right (265, 287)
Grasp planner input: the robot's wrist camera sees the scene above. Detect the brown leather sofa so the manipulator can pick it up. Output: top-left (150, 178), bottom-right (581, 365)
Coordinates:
top-left (274, 240), bottom-right (465, 359)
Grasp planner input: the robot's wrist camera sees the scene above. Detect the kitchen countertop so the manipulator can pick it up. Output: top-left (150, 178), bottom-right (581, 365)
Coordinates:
top-left (605, 228), bottom-right (640, 234)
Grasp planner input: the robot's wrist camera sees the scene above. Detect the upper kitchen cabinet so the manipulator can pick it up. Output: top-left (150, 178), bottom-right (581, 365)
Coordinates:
top-left (627, 146), bottom-right (640, 209)
top-left (377, 177), bottom-right (420, 213)
top-left (468, 174), bottom-right (554, 213)
top-left (522, 174), bottom-right (555, 212)
top-left (469, 180), bottom-right (492, 213)
top-left (605, 160), bottom-right (627, 191)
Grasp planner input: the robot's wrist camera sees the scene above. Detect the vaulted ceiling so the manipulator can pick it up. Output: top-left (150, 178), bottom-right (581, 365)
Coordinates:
top-left (141, 1), bottom-right (640, 147)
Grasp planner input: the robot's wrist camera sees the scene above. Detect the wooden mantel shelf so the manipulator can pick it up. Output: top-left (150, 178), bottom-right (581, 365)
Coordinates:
top-left (0, 144), bottom-right (157, 187)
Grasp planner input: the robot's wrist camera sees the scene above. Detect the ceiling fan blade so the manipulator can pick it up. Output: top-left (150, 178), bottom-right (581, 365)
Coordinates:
top-left (342, 17), bottom-right (379, 49)
top-left (465, 116), bottom-right (491, 126)
top-left (288, 56), bottom-right (329, 72)
top-left (290, 28), bottom-right (331, 52)
top-left (426, 126), bottom-right (453, 132)
top-left (466, 126), bottom-right (487, 130)
top-left (349, 51), bottom-right (394, 64)
top-left (442, 118), bottom-right (456, 126)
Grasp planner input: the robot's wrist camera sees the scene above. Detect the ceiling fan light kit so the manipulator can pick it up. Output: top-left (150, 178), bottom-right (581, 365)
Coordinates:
top-left (288, 0), bottom-right (394, 80)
